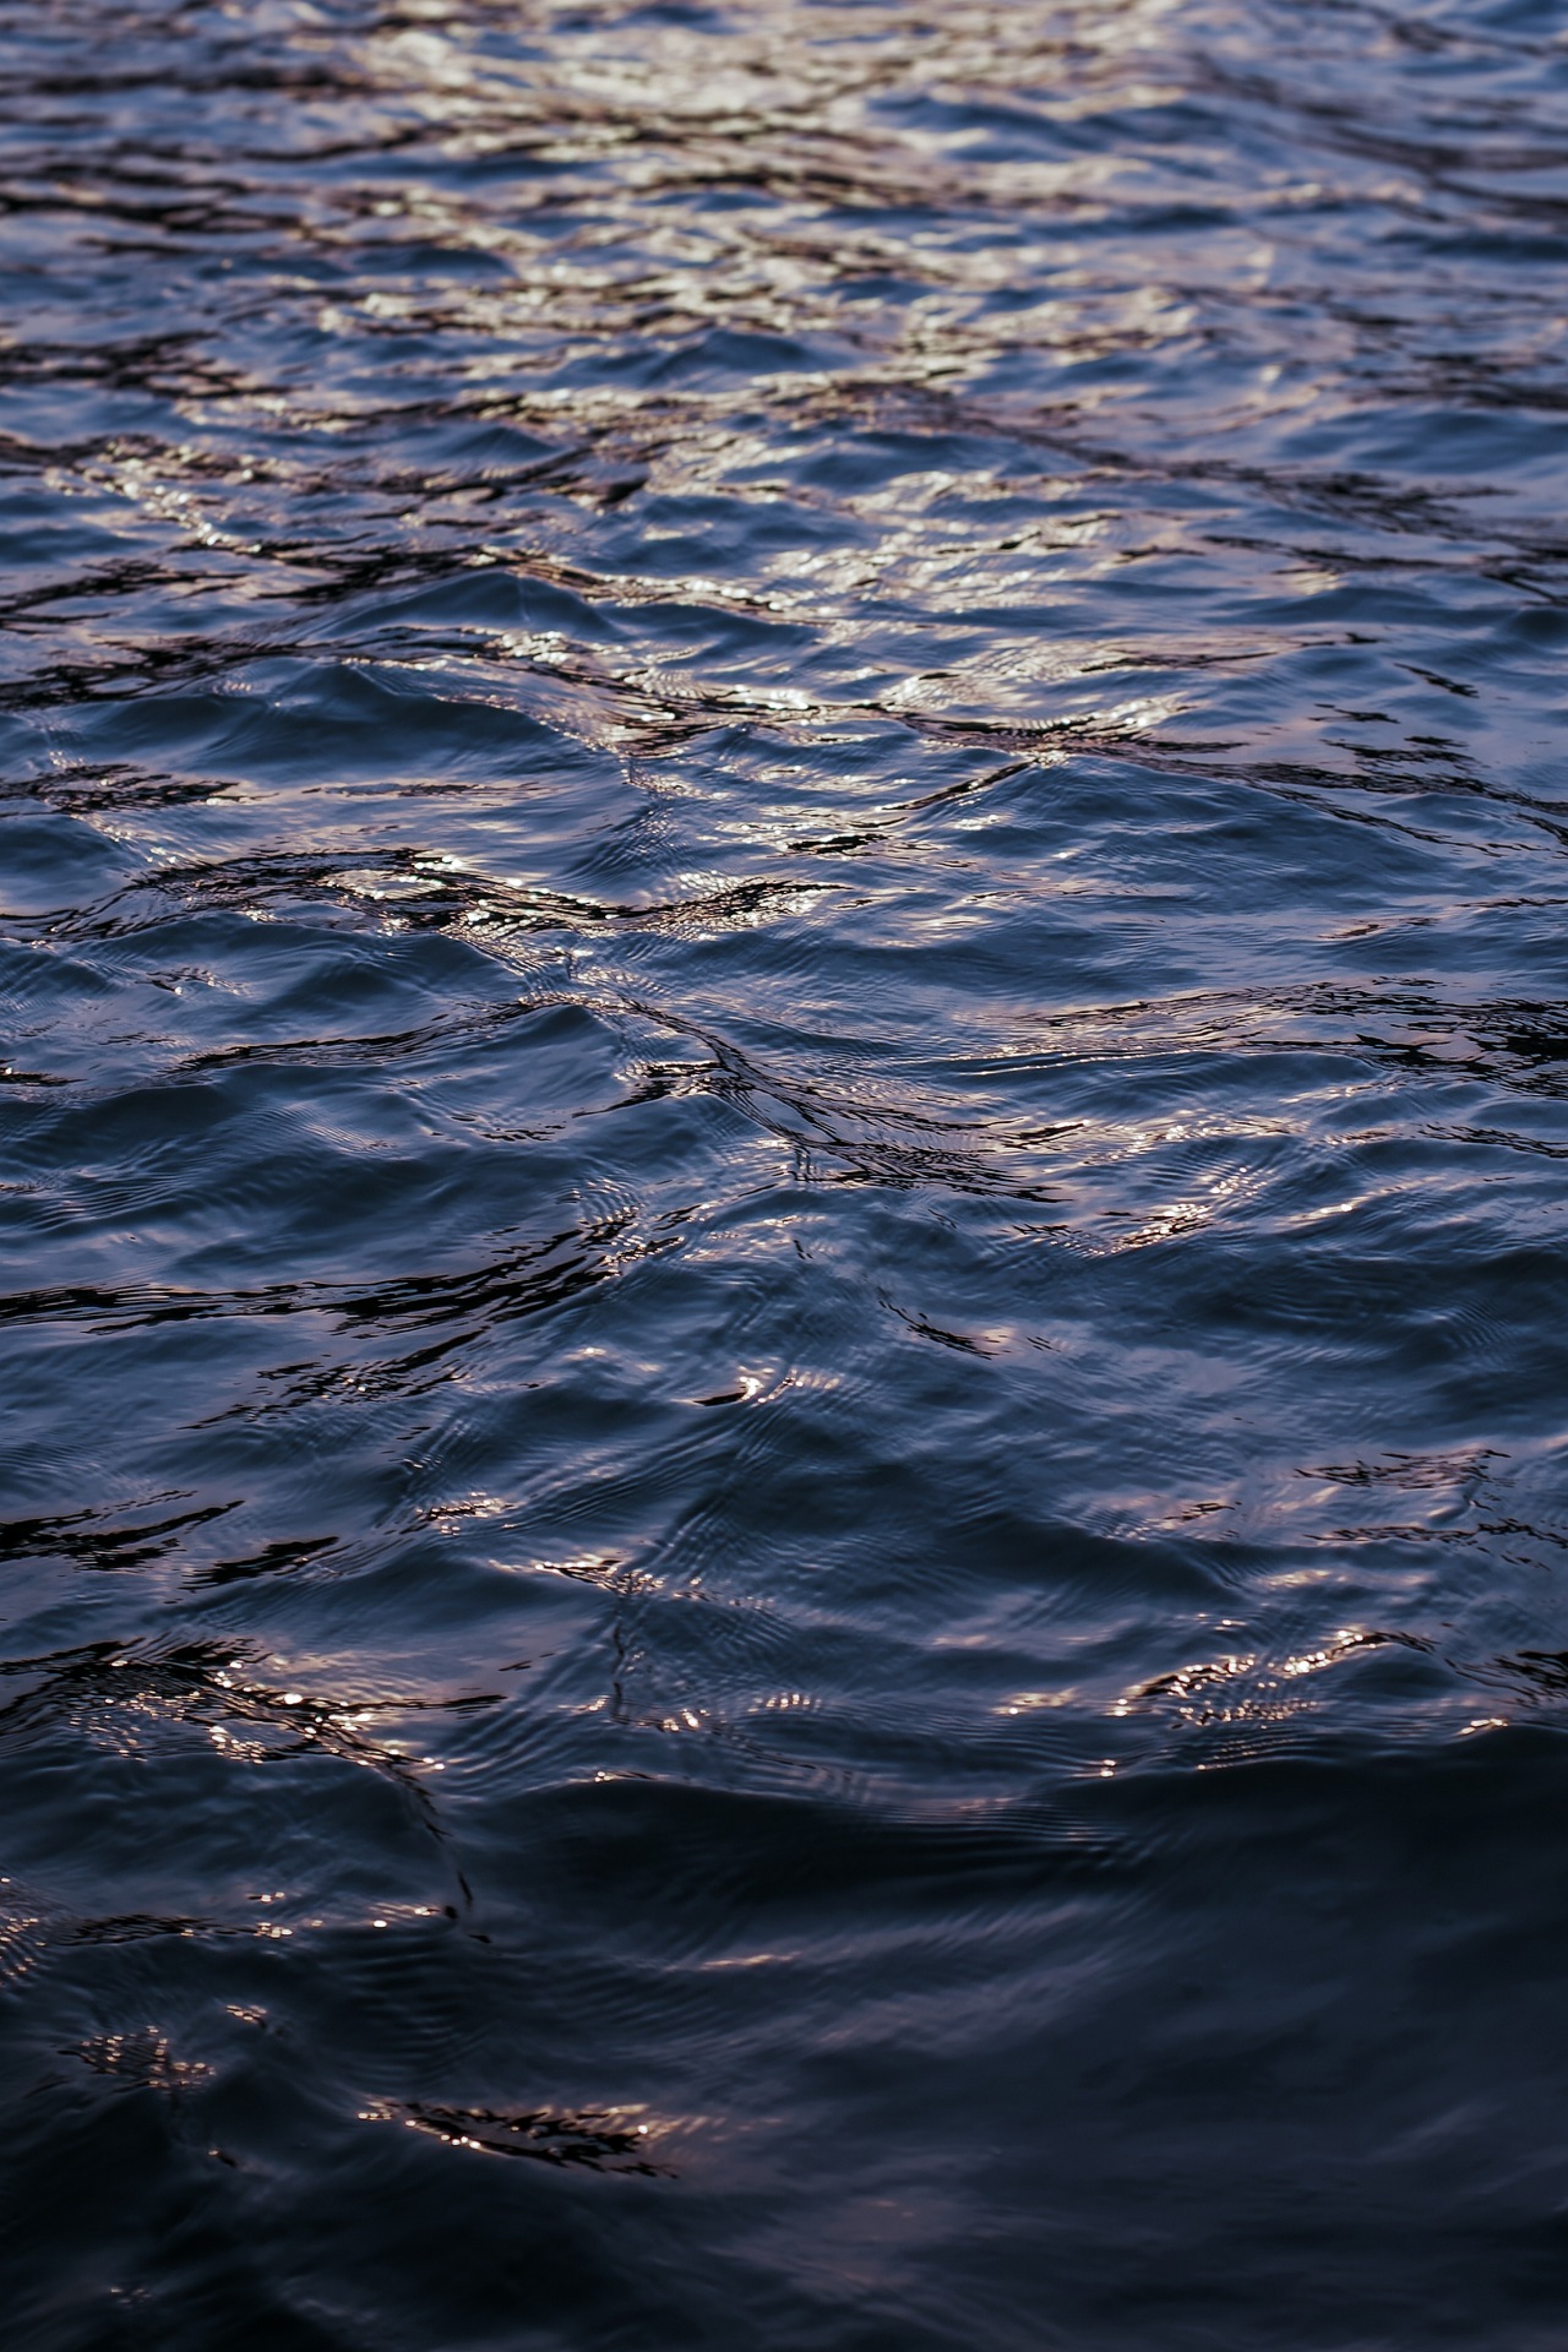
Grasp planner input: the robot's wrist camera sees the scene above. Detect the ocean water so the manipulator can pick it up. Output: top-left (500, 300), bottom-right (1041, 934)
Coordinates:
top-left (4, 1), bottom-right (1568, 2343)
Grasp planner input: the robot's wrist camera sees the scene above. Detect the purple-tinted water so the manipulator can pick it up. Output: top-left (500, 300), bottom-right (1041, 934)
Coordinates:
top-left (5, 3), bottom-right (1568, 2344)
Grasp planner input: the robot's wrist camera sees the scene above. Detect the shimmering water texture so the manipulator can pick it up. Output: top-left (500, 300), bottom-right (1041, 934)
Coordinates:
top-left (5, 0), bottom-right (1568, 2343)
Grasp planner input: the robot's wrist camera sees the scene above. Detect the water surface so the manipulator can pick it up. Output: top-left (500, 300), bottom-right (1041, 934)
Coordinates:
top-left (6, 2), bottom-right (1568, 2343)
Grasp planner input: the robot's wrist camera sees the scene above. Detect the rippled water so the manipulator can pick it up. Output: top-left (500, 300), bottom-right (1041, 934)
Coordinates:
top-left (6, 1), bottom-right (1568, 2341)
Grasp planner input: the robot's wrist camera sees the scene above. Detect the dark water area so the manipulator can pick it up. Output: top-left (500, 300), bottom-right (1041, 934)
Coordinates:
top-left (5, 0), bottom-right (1568, 2342)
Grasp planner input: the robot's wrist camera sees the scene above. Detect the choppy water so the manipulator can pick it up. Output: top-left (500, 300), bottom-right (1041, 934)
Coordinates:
top-left (5, 1), bottom-right (1568, 2341)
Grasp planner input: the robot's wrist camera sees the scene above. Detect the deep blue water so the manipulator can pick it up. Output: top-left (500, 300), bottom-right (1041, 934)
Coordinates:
top-left (5, 1), bottom-right (1568, 2343)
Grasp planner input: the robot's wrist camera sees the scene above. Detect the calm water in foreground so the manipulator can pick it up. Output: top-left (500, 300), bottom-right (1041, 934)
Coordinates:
top-left (5, 1), bottom-right (1568, 2343)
